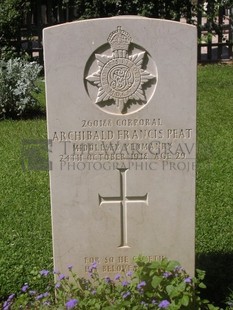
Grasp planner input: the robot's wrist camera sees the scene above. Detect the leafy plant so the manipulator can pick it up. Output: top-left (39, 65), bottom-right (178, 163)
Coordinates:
top-left (0, 57), bottom-right (42, 119)
top-left (2, 257), bottom-right (221, 309)
top-left (226, 289), bottom-right (233, 309)
top-left (0, 0), bottom-right (29, 47)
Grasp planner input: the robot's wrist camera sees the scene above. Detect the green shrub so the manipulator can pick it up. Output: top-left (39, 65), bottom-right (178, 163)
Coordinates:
top-left (226, 289), bottom-right (233, 309)
top-left (0, 0), bottom-right (26, 46)
top-left (0, 57), bottom-right (42, 119)
top-left (2, 257), bottom-right (222, 309)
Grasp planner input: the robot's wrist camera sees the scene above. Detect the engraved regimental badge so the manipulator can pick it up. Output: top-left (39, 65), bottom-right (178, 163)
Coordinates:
top-left (86, 26), bottom-right (157, 115)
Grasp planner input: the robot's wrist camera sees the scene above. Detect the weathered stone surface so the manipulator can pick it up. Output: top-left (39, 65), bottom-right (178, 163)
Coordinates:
top-left (44, 16), bottom-right (196, 277)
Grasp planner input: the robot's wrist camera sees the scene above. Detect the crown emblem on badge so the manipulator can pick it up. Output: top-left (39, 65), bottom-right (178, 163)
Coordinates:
top-left (86, 26), bottom-right (156, 114)
top-left (107, 26), bottom-right (132, 54)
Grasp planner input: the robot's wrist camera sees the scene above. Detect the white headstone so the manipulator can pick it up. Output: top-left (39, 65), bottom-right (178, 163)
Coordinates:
top-left (44, 16), bottom-right (196, 277)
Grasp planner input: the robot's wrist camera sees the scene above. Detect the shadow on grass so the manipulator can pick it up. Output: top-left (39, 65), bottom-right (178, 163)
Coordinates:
top-left (196, 252), bottom-right (233, 307)
top-left (22, 105), bottom-right (46, 120)
top-left (0, 106), bottom-right (46, 121)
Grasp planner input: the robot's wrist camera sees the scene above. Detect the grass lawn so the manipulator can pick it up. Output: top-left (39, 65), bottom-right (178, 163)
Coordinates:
top-left (0, 65), bottom-right (232, 306)
top-left (196, 64), bottom-right (233, 305)
top-left (0, 83), bottom-right (52, 299)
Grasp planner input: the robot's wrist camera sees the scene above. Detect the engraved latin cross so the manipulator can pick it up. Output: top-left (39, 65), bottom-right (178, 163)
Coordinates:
top-left (99, 168), bottom-right (148, 248)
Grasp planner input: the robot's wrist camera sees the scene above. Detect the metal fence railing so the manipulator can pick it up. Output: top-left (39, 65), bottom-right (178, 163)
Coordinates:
top-left (12, 1), bottom-right (233, 65)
